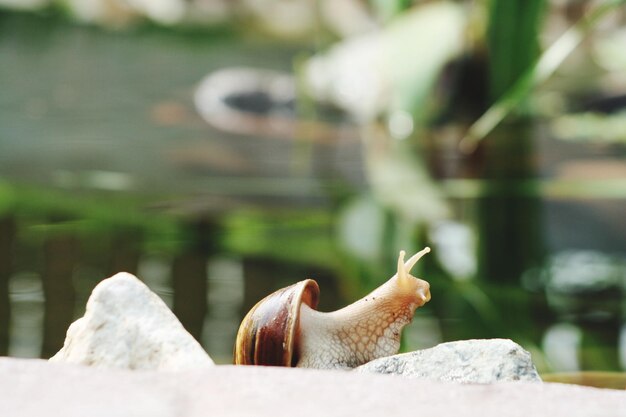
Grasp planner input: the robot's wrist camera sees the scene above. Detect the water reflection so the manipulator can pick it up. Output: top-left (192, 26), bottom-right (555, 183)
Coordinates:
top-left (543, 323), bottom-right (582, 372)
top-left (541, 250), bottom-right (624, 371)
top-left (429, 220), bottom-right (476, 280)
top-left (0, 217), bottom-right (14, 355)
top-left (204, 257), bottom-right (243, 361)
top-left (41, 230), bottom-right (77, 358)
top-left (8, 272), bottom-right (44, 358)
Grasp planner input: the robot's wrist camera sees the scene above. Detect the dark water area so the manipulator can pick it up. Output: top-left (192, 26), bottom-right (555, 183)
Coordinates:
top-left (0, 11), bottom-right (625, 374)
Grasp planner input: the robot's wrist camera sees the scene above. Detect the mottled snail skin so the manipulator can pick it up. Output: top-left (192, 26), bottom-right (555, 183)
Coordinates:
top-left (234, 247), bottom-right (431, 369)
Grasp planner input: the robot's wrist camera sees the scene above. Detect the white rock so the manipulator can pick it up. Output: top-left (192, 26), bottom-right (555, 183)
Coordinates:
top-left (2, 357), bottom-right (624, 417)
top-left (356, 339), bottom-right (541, 384)
top-left (50, 272), bottom-right (214, 370)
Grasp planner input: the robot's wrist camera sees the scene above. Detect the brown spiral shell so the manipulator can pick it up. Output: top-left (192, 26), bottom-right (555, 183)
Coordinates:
top-left (234, 279), bottom-right (319, 366)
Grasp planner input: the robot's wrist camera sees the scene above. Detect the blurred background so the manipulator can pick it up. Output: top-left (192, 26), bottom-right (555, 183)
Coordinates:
top-left (0, 0), bottom-right (625, 381)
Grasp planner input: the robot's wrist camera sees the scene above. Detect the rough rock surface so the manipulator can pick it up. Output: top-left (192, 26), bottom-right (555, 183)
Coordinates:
top-left (1, 357), bottom-right (625, 417)
top-left (50, 272), bottom-right (213, 370)
top-left (357, 339), bottom-right (541, 383)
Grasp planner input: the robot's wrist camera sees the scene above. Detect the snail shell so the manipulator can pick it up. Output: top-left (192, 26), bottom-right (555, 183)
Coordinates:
top-left (234, 279), bottom-right (319, 366)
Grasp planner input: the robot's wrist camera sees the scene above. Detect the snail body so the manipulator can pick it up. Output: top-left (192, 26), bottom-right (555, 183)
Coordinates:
top-left (234, 248), bottom-right (432, 369)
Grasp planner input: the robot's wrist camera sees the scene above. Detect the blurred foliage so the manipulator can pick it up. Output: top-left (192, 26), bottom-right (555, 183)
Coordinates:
top-left (461, 0), bottom-right (626, 152)
top-left (221, 209), bottom-right (338, 268)
top-left (1, 0), bottom-right (626, 375)
top-left (0, 179), bottom-right (182, 252)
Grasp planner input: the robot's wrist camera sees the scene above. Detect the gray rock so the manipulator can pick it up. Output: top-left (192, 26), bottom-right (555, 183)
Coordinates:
top-left (50, 272), bottom-right (214, 370)
top-left (357, 338), bottom-right (541, 383)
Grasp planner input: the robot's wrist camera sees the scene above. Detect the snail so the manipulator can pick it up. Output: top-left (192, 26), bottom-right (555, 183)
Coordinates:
top-left (234, 247), bottom-right (431, 369)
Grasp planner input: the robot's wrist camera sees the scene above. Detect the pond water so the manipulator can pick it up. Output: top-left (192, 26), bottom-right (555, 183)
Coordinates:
top-left (0, 11), bottom-right (625, 378)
